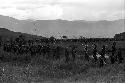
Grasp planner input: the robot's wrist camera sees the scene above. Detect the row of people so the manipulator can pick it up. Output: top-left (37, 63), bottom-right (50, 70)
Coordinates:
top-left (1, 41), bottom-right (124, 67)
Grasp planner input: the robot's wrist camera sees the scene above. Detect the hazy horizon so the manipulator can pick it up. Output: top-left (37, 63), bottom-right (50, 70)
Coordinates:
top-left (0, 15), bottom-right (124, 38)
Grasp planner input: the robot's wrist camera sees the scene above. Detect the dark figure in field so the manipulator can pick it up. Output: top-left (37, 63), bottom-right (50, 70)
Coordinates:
top-left (99, 56), bottom-right (104, 67)
top-left (53, 46), bottom-right (60, 60)
top-left (93, 44), bottom-right (98, 62)
top-left (56, 46), bottom-right (61, 59)
top-left (38, 45), bottom-right (44, 55)
top-left (53, 47), bottom-right (57, 59)
top-left (99, 45), bottom-right (107, 67)
top-left (29, 45), bottom-right (37, 56)
top-left (116, 48), bottom-right (123, 63)
top-left (65, 47), bottom-right (70, 63)
top-left (42, 45), bottom-right (47, 57)
top-left (84, 45), bottom-right (89, 61)
top-left (71, 46), bottom-right (76, 61)
top-left (45, 45), bottom-right (51, 58)
top-left (110, 42), bottom-right (116, 64)
top-left (14, 45), bottom-right (20, 54)
top-left (3, 43), bottom-right (11, 52)
top-left (0, 41), bottom-right (1, 47)
top-left (101, 45), bottom-right (107, 63)
top-left (42, 45), bottom-right (50, 58)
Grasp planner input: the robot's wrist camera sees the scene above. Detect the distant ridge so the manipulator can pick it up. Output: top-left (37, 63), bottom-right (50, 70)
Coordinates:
top-left (0, 15), bottom-right (124, 38)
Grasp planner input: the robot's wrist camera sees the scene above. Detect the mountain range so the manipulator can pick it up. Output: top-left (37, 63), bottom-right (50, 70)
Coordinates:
top-left (0, 15), bottom-right (124, 38)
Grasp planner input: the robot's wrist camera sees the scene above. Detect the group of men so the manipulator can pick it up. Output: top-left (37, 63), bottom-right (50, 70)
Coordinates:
top-left (0, 39), bottom-right (124, 67)
top-left (84, 42), bottom-right (124, 67)
top-left (64, 42), bottom-right (124, 67)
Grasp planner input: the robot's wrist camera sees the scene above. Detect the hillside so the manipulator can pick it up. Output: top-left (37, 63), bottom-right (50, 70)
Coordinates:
top-left (114, 32), bottom-right (125, 40)
top-left (0, 28), bottom-right (46, 40)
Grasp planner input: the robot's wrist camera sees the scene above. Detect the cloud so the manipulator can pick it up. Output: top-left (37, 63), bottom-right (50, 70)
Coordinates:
top-left (0, 0), bottom-right (63, 20)
top-left (0, 0), bottom-right (124, 20)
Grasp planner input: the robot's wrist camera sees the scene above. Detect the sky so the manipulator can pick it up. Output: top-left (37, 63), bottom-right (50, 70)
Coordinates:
top-left (0, 0), bottom-right (124, 21)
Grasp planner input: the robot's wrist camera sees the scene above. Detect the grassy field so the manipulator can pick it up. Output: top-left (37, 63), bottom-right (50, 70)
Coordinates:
top-left (0, 41), bottom-right (125, 83)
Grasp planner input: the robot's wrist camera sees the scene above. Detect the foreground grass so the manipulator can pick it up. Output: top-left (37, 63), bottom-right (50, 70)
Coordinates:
top-left (0, 56), bottom-right (125, 83)
top-left (0, 41), bottom-right (125, 83)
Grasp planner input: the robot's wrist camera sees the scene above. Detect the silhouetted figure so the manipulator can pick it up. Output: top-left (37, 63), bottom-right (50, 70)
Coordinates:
top-left (0, 36), bottom-right (2, 47)
top-left (42, 45), bottom-right (47, 57)
top-left (54, 46), bottom-right (60, 60)
top-left (46, 45), bottom-right (51, 58)
top-left (53, 47), bottom-right (56, 59)
top-left (112, 42), bottom-right (116, 55)
top-left (93, 44), bottom-right (98, 62)
top-left (3, 43), bottom-right (11, 52)
top-left (42, 45), bottom-right (50, 58)
top-left (98, 45), bottom-right (107, 67)
top-left (116, 48), bottom-right (123, 64)
top-left (101, 45), bottom-right (106, 63)
top-left (110, 42), bottom-right (116, 64)
top-left (99, 56), bottom-right (104, 67)
top-left (30, 45), bottom-right (37, 56)
top-left (65, 47), bottom-right (70, 63)
top-left (84, 45), bottom-right (89, 61)
top-left (0, 41), bottom-right (1, 47)
top-left (37, 45), bottom-right (43, 55)
top-left (71, 46), bottom-right (76, 61)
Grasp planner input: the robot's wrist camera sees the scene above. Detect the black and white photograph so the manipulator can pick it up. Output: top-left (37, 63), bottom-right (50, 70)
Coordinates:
top-left (0, 0), bottom-right (125, 83)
